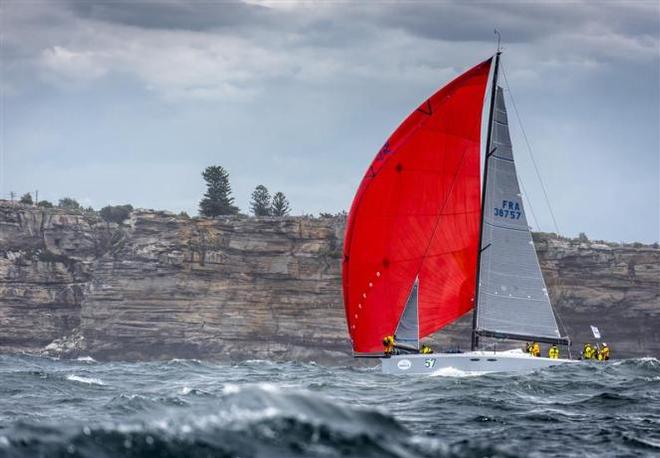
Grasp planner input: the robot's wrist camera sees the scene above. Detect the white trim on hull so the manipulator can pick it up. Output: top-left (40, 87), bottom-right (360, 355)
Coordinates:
top-left (381, 349), bottom-right (576, 375)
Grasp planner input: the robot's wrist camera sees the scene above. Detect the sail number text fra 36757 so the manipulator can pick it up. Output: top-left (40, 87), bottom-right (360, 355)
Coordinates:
top-left (494, 200), bottom-right (521, 220)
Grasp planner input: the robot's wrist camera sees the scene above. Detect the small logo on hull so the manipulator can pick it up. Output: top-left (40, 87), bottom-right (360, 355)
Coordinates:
top-left (397, 359), bottom-right (412, 370)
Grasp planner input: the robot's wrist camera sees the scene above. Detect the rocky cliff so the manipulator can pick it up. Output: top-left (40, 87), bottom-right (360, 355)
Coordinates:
top-left (0, 201), bottom-right (658, 361)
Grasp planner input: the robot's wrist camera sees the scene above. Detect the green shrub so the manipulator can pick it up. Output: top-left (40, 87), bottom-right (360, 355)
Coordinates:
top-left (38, 251), bottom-right (71, 264)
top-left (100, 204), bottom-right (133, 224)
top-left (20, 193), bottom-right (33, 205)
top-left (58, 197), bottom-right (81, 210)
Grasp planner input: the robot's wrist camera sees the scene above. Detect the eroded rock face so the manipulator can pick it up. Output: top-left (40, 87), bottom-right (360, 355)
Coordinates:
top-left (0, 201), bottom-right (658, 361)
top-left (0, 203), bottom-right (113, 352)
top-left (81, 211), bottom-right (346, 361)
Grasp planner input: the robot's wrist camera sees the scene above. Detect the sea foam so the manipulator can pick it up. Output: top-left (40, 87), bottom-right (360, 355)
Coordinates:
top-left (66, 374), bottom-right (105, 386)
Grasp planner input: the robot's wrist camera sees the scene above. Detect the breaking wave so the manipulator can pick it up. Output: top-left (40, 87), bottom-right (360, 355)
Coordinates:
top-left (66, 374), bottom-right (106, 386)
top-left (429, 367), bottom-right (488, 378)
top-left (75, 356), bottom-right (97, 363)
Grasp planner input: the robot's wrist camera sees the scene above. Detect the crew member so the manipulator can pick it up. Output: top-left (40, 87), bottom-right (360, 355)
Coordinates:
top-left (420, 344), bottom-right (433, 354)
top-left (524, 342), bottom-right (532, 354)
top-left (548, 344), bottom-right (559, 359)
top-left (383, 335), bottom-right (396, 356)
top-left (531, 341), bottom-right (541, 357)
top-left (598, 343), bottom-right (610, 361)
top-left (582, 343), bottom-right (595, 360)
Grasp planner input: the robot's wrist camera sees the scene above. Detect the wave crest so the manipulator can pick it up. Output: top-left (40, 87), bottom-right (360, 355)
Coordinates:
top-left (2, 386), bottom-right (424, 458)
top-left (66, 374), bottom-right (105, 386)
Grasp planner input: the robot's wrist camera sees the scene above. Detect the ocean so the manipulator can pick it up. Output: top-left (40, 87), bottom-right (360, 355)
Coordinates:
top-left (0, 354), bottom-right (658, 457)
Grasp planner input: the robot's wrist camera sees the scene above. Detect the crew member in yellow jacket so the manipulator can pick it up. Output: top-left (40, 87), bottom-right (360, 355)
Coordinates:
top-left (597, 343), bottom-right (610, 360)
top-left (530, 342), bottom-right (541, 357)
top-left (383, 336), bottom-right (396, 356)
top-left (582, 343), bottom-right (595, 360)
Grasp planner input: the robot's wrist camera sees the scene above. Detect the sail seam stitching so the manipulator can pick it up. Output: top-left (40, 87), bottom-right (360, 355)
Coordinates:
top-left (483, 220), bottom-right (529, 232)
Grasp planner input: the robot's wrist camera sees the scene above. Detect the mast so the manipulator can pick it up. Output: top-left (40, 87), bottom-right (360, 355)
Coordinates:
top-left (471, 51), bottom-right (501, 351)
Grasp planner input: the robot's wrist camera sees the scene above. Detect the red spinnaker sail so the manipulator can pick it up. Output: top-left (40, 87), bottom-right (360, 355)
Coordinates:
top-left (342, 58), bottom-right (492, 353)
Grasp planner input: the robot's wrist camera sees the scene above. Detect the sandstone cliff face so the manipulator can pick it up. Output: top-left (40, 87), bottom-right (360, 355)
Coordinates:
top-left (0, 201), bottom-right (657, 361)
top-left (0, 204), bottom-right (113, 352)
top-left (535, 236), bottom-right (660, 358)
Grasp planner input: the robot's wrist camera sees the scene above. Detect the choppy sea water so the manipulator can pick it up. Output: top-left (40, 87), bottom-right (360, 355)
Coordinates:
top-left (0, 354), bottom-right (659, 458)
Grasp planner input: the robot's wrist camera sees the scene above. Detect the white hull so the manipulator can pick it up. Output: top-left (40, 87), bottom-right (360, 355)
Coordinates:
top-left (381, 349), bottom-right (576, 375)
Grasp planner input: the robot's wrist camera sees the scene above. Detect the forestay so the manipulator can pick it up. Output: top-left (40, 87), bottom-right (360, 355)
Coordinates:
top-left (475, 87), bottom-right (562, 340)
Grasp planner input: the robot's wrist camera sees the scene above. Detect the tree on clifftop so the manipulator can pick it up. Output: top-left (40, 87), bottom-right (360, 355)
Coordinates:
top-left (58, 197), bottom-right (81, 210)
top-left (100, 204), bottom-right (133, 224)
top-left (250, 185), bottom-right (271, 216)
top-left (271, 192), bottom-right (291, 217)
top-left (19, 193), bottom-right (33, 205)
top-left (199, 165), bottom-right (239, 217)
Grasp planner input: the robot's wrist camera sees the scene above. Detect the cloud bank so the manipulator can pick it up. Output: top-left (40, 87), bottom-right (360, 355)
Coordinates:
top-left (2, 0), bottom-right (658, 242)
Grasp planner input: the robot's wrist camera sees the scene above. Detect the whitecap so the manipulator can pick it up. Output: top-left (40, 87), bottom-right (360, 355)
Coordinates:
top-left (167, 358), bottom-right (203, 364)
top-left (76, 356), bottom-right (97, 363)
top-left (636, 357), bottom-right (660, 362)
top-left (225, 406), bottom-right (281, 424)
top-left (242, 359), bottom-right (274, 365)
top-left (222, 384), bottom-right (241, 394)
top-left (66, 374), bottom-right (105, 385)
top-left (257, 382), bottom-right (282, 393)
top-left (429, 367), bottom-right (488, 378)
top-left (222, 382), bottom-right (283, 395)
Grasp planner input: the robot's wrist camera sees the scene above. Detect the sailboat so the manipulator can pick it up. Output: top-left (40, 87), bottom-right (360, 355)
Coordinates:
top-left (342, 51), bottom-right (577, 374)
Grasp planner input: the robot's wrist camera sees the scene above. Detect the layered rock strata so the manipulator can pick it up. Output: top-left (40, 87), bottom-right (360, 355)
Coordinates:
top-left (0, 201), bottom-right (657, 361)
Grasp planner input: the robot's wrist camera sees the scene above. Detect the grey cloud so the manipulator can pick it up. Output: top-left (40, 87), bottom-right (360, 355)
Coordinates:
top-left (64, 1), bottom-right (556, 43)
top-left (372, 2), bottom-right (556, 43)
top-left (59, 0), bottom-right (659, 63)
top-left (67, 0), bottom-right (271, 31)
top-left (2, 0), bottom-right (658, 243)
top-left (371, 1), bottom-right (658, 46)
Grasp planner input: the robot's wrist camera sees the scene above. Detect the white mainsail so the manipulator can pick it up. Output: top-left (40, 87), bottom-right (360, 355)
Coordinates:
top-left (475, 87), bottom-right (564, 342)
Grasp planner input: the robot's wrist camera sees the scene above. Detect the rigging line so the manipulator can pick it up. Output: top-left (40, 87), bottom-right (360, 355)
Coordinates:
top-left (417, 143), bottom-right (472, 272)
top-left (501, 63), bottom-right (561, 236)
top-left (551, 287), bottom-right (572, 354)
top-left (518, 175), bottom-right (541, 231)
top-left (555, 300), bottom-right (571, 339)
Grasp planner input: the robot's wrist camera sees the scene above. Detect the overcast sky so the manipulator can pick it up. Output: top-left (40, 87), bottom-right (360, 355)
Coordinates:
top-left (1, 0), bottom-right (658, 242)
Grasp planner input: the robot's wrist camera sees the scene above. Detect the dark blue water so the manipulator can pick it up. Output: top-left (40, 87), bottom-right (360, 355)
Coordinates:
top-left (0, 354), bottom-right (659, 457)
